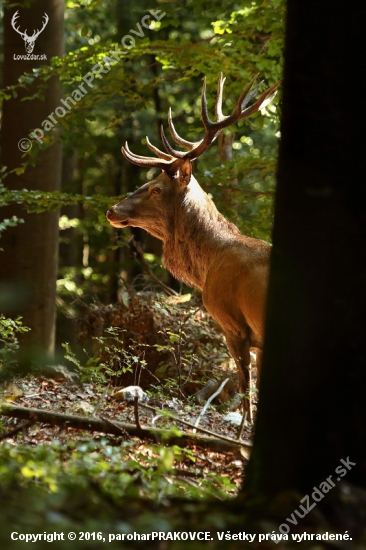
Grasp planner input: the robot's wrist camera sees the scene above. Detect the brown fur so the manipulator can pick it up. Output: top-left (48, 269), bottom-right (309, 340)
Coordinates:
top-left (107, 160), bottom-right (270, 419)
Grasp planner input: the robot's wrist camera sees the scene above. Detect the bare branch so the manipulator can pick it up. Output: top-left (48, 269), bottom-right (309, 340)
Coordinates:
top-left (0, 403), bottom-right (250, 453)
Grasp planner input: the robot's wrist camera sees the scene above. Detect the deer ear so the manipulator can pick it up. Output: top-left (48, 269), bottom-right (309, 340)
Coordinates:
top-left (167, 158), bottom-right (192, 186)
top-left (177, 159), bottom-right (192, 187)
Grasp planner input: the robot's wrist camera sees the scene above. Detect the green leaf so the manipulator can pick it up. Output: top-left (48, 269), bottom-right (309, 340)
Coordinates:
top-left (80, 25), bottom-right (89, 37)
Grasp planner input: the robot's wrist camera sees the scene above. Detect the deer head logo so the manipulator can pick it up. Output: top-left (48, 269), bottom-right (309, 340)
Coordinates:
top-left (11, 10), bottom-right (49, 54)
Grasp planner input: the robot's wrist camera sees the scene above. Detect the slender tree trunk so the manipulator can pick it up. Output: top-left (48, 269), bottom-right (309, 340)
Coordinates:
top-left (0, 1), bottom-right (64, 357)
top-left (218, 132), bottom-right (235, 164)
top-left (243, 0), bottom-right (366, 503)
top-left (218, 131), bottom-right (240, 224)
top-left (55, 151), bottom-right (79, 351)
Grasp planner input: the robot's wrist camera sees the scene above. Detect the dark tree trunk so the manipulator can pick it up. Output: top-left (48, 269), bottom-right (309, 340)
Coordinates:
top-left (0, 1), bottom-right (64, 357)
top-left (243, 0), bottom-right (366, 501)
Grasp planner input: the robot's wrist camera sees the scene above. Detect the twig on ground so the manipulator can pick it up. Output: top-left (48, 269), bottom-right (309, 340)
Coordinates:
top-left (0, 403), bottom-right (250, 453)
top-left (194, 378), bottom-right (230, 429)
top-left (0, 419), bottom-right (34, 441)
top-left (237, 411), bottom-right (247, 441)
top-left (98, 414), bottom-right (129, 437)
top-left (93, 381), bottom-right (111, 416)
top-left (133, 395), bottom-right (141, 430)
top-left (138, 400), bottom-right (250, 451)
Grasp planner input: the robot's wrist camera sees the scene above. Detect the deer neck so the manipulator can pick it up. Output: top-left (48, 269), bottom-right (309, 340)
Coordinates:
top-left (162, 178), bottom-right (240, 290)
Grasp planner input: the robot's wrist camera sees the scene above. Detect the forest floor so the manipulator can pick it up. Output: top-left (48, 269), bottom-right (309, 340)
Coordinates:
top-left (0, 372), bottom-right (262, 549)
top-left (1, 374), bottom-right (366, 548)
top-left (1, 292), bottom-right (364, 547)
top-left (1, 372), bottom-right (250, 491)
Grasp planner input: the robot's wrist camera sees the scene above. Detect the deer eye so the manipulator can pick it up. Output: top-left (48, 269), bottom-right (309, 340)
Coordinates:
top-left (152, 187), bottom-right (162, 195)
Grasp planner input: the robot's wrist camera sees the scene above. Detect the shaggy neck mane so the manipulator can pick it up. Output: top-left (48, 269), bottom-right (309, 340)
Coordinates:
top-left (162, 178), bottom-right (241, 290)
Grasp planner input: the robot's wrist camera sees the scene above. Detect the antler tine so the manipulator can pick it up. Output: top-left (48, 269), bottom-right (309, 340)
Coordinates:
top-left (182, 75), bottom-right (228, 160)
top-left (234, 75), bottom-right (261, 114)
top-left (34, 12), bottom-right (49, 39)
top-left (167, 108), bottom-right (196, 151)
top-left (42, 13), bottom-right (49, 28)
top-left (215, 72), bottom-right (227, 122)
top-left (184, 74), bottom-right (282, 161)
top-left (12, 10), bottom-right (19, 25)
top-left (238, 79), bottom-right (282, 121)
top-left (160, 125), bottom-right (186, 159)
top-left (146, 136), bottom-right (175, 161)
top-left (121, 74), bottom-right (282, 167)
top-left (11, 10), bottom-right (26, 37)
top-left (200, 77), bottom-right (216, 131)
top-left (121, 142), bottom-right (172, 169)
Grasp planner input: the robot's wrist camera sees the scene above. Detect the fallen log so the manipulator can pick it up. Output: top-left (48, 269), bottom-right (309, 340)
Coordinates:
top-left (0, 402), bottom-right (251, 455)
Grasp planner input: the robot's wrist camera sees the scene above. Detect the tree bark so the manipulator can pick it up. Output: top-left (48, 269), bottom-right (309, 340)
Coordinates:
top-left (0, 1), bottom-right (64, 357)
top-left (243, 0), bottom-right (366, 500)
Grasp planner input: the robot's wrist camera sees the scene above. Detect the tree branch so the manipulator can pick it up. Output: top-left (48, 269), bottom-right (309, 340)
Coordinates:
top-left (129, 235), bottom-right (178, 296)
top-left (0, 403), bottom-right (250, 454)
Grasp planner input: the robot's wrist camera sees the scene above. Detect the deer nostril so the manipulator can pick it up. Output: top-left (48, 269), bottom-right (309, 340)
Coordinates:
top-left (106, 208), bottom-right (115, 220)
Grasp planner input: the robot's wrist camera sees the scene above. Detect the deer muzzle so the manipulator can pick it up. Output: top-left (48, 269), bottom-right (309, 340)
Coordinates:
top-left (106, 206), bottom-right (130, 228)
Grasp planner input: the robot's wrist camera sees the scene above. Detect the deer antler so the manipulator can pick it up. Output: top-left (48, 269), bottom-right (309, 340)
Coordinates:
top-left (122, 142), bottom-right (175, 170)
top-left (11, 11), bottom-right (49, 41)
top-left (11, 11), bottom-right (27, 39)
top-left (32, 13), bottom-right (49, 40)
top-left (121, 73), bottom-right (281, 170)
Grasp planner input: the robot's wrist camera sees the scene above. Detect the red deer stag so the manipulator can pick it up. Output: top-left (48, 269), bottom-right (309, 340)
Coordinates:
top-left (106, 74), bottom-right (281, 420)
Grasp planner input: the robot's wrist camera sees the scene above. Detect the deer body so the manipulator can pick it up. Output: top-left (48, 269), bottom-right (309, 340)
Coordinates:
top-left (108, 164), bottom-right (270, 407)
top-left (107, 74), bottom-right (280, 418)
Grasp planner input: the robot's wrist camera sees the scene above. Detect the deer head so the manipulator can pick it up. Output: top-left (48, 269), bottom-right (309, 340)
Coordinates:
top-left (11, 10), bottom-right (49, 54)
top-left (107, 73), bottom-right (281, 243)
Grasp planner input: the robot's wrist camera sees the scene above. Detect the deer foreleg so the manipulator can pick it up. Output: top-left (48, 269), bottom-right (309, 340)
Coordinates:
top-left (224, 333), bottom-right (253, 423)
